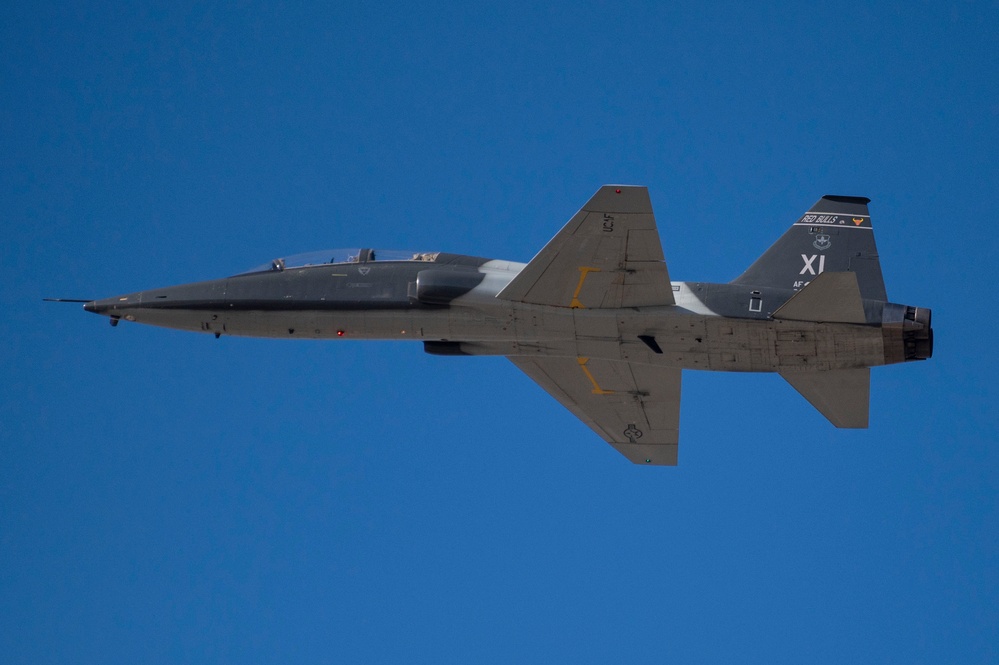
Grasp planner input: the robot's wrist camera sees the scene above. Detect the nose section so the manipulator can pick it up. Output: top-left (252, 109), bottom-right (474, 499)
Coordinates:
top-left (81, 279), bottom-right (229, 329)
top-left (83, 294), bottom-right (136, 316)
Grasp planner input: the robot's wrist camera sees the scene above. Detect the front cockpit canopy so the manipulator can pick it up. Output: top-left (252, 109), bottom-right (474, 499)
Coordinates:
top-left (236, 249), bottom-right (440, 275)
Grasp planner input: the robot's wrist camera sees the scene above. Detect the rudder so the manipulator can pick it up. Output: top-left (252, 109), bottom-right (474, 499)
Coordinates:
top-left (732, 195), bottom-right (888, 302)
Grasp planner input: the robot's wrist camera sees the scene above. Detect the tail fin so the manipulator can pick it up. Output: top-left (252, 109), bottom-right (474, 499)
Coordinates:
top-left (732, 196), bottom-right (888, 302)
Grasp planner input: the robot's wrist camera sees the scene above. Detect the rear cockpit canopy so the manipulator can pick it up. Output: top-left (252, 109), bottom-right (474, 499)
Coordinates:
top-left (236, 249), bottom-right (440, 275)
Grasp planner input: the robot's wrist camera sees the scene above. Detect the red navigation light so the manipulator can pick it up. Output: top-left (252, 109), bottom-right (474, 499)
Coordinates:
top-left (336, 329), bottom-right (345, 337)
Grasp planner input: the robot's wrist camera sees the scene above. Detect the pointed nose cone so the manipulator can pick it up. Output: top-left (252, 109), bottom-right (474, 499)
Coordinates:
top-left (83, 297), bottom-right (121, 315)
top-left (80, 279), bottom-right (228, 330)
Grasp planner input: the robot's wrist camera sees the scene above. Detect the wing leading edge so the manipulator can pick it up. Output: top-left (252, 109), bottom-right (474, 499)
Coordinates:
top-left (497, 185), bottom-right (674, 309)
top-left (509, 356), bottom-right (681, 465)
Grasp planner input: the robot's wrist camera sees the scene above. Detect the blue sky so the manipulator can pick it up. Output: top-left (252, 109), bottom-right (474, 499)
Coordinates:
top-left (3, 2), bottom-right (997, 663)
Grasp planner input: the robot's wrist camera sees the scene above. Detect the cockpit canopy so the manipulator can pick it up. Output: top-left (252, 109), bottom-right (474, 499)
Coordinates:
top-left (237, 249), bottom-right (440, 275)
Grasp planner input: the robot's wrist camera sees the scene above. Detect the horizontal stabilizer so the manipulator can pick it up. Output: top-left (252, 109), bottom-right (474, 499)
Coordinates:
top-left (772, 272), bottom-right (867, 324)
top-left (780, 368), bottom-right (870, 428)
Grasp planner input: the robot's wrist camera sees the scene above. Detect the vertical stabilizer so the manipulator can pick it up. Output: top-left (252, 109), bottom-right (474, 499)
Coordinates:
top-left (732, 196), bottom-right (888, 302)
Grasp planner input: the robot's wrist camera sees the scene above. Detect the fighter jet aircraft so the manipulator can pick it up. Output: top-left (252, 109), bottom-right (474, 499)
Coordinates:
top-left (73, 186), bottom-right (933, 465)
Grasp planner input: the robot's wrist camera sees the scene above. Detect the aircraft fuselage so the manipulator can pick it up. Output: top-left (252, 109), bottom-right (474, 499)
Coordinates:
top-left (84, 252), bottom-right (924, 374)
top-left (74, 186), bottom-right (934, 464)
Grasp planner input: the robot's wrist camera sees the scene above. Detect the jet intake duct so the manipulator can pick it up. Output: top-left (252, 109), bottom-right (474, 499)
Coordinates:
top-left (412, 269), bottom-right (484, 306)
top-left (882, 303), bottom-right (933, 364)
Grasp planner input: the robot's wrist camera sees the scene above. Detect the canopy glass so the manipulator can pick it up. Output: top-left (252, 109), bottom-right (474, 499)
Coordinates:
top-left (237, 249), bottom-right (439, 275)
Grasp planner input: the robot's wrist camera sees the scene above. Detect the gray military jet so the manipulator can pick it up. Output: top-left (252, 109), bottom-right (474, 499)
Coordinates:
top-left (75, 186), bottom-right (933, 465)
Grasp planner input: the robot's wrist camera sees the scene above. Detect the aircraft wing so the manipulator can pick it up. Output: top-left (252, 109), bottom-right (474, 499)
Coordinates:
top-left (509, 356), bottom-right (681, 465)
top-left (497, 185), bottom-right (675, 308)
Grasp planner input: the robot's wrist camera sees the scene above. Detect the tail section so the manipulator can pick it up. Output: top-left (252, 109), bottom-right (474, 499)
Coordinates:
top-left (771, 272), bottom-right (867, 324)
top-left (732, 195), bottom-right (888, 302)
top-left (780, 368), bottom-right (870, 428)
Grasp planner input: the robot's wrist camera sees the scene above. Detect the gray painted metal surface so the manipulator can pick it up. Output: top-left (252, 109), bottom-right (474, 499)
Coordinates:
top-left (78, 186), bottom-right (933, 465)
